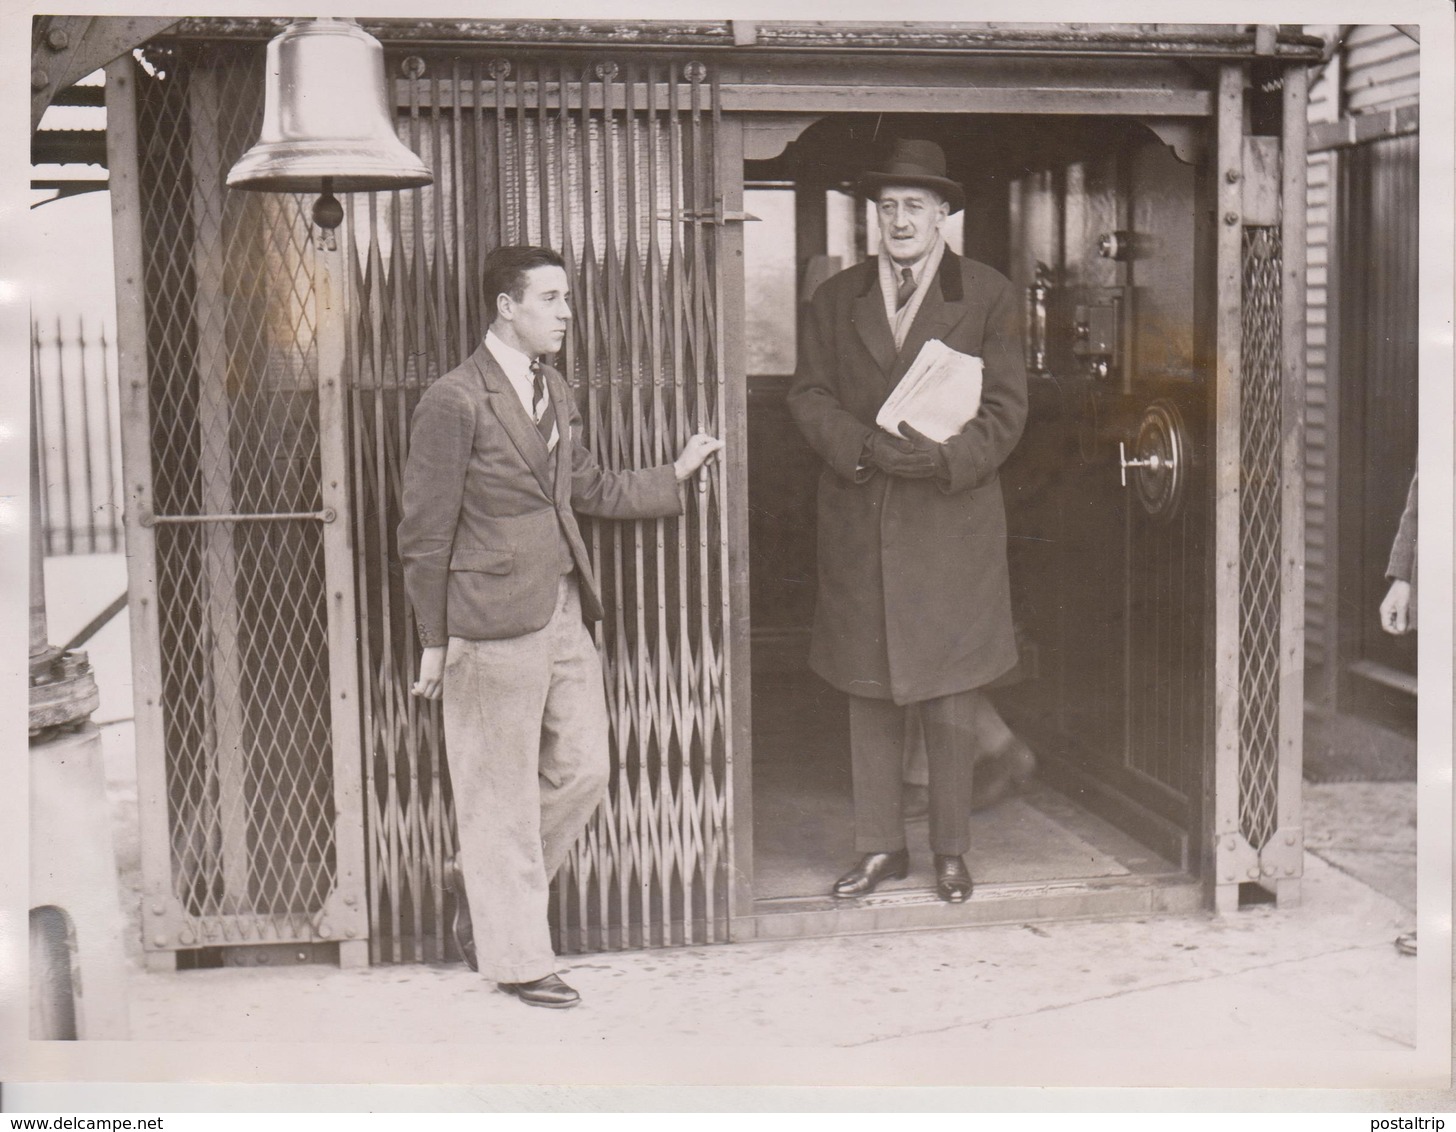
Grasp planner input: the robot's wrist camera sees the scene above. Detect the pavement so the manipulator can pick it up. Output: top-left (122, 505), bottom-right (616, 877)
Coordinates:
top-left (28, 554), bottom-right (1449, 1097)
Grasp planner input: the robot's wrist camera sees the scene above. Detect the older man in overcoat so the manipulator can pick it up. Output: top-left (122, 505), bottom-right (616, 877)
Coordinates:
top-left (787, 139), bottom-right (1027, 902)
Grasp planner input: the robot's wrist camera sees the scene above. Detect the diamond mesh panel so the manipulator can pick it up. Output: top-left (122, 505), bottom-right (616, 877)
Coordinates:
top-left (1239, 227), bottom-right (1283, 852)
top-left (137, 46), bottom-right (337, 945)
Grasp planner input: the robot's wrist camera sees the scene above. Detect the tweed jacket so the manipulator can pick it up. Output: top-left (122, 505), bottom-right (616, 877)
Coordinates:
top-left (787, 251), bottom-right (1028, 704)
top-left (400, 341), bottom-right (682, 644)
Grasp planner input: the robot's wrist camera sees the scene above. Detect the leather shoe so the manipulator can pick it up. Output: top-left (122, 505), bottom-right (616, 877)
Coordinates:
top-left (935, 854), bottom-right (973, 903)
top-left (498, 972), bottom-right (581, 1009)
top-left (970, 739), bottom-right (1038, 812)
top-left (444, 855), bottom-right (478, 972)
top-left (832, 848), bottom-right (910, 898)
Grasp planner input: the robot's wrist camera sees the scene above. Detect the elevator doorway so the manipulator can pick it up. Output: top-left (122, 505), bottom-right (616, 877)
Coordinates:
top-left (742, 113), bottom-right (1210, 925)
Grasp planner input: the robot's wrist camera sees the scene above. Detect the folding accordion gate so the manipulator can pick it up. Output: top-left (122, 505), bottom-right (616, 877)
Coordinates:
top-left (112, 42), bottom-right (734, 967)
top-left (341, 53), bottom-right (734, 960)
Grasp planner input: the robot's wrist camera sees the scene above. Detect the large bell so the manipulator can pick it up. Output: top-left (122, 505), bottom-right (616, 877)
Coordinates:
top-left (227, 18), bottom-right (430, 225)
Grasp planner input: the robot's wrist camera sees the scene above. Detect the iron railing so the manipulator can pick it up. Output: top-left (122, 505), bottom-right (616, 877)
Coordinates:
top-left (31, 316), bottom-right (125, 556)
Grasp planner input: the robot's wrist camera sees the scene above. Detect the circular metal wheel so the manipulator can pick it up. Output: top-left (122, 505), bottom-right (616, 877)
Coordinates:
top-left (1129, 399), bottom-right (1188, 522)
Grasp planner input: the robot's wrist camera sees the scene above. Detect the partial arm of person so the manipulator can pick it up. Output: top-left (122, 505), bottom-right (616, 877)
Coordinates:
top-left (786, 285), bottom-right (881, 482)
top-left (925, 274), bottom-right (1029, 495)
top-left (398, 383), bottom-right (473, 699)
top-left (564, 393), bottom-right (723, 518)
top-left (1380, 471), bottom-right (1418, 635)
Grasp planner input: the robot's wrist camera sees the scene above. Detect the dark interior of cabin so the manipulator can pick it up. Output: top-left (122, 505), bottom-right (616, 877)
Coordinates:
top-left (744, 112), bottom-right (1212, 904)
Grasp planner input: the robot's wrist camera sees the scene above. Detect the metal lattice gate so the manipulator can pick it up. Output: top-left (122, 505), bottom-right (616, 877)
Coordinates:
top-left (1210, 64), bottom-right (1306, 909)
top-left (343, 53), bottom-right (733, 961)
top-left (111, 48), bottom-right (368, 964)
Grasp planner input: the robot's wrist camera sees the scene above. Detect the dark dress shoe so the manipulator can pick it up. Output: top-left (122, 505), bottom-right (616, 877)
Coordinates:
top-left (832, 848), bottom-right (910, 898)
top-left (498, 972), bottom-right (581, 1009)
top-left (444, 855), bottom-right (478, 972)
top-left (935, 854), bottom-right (973, 902)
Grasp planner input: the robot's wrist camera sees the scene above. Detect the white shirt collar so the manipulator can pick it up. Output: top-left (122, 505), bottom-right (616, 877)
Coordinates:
top-left (483, 328), bottom-right (559, 449)
top-left (484, 328), bottom-right (536, 385)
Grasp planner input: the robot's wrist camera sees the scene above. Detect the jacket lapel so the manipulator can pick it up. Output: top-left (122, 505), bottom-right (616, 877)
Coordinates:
top-left (546, 369), bottom-right (573, 512)
top-left (469, 344), bottom-right (554, 495)
top-left (850, 261), bottom-right (898, 379)
top-left (885, 251), bottom-right (971, 389)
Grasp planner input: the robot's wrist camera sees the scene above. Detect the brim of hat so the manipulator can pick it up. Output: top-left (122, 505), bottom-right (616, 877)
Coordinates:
top-left (857, 172), bottom-right (965, 214)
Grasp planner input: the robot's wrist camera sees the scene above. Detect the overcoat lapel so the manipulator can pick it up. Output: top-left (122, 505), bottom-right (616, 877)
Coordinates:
top-left (469, 347), bottom-right (554, 495)
top-left (850, 264), bottom-right (898, 380)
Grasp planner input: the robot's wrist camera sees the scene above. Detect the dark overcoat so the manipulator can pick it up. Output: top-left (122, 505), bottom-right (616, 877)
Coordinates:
top-left (786, 251), bottom-right (1028, 704)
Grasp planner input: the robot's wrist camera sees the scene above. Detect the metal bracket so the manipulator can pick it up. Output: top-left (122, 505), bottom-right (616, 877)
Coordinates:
top-left (1258, 825), bottom-right (1304, 881)
top-left (32, 16), bottom-right (181, 132)
top-left (1241, 135), bottom-right (1281, 226)
top-left (657, 207), bottom-right (760, 224)
top-left (316, 886), bottom-right (371, 946)
top-left (139, 888), bottom-right (191, 953)
top-left (1213, 829), bottom-right (1261, 886)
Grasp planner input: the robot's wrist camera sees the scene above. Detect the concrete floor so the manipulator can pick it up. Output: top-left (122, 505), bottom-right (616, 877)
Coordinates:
top-left (24, 553), bottom-right (1442, 1098)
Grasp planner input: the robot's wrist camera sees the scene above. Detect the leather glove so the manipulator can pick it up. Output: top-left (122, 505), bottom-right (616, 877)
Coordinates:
top-left (881, 422), bottom-right (951, 480)
top-left (865, 431), bottom-right (939, 479)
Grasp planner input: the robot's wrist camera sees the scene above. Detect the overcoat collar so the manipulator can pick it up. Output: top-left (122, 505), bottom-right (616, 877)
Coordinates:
top-left (467, 339), bottom-right (555, 495)
top-left (851, 251), bottom-right (969, 387)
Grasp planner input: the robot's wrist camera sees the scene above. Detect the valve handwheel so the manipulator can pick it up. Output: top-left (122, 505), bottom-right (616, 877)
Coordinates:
top-left (1118, 400), bottom-right (1187, 522)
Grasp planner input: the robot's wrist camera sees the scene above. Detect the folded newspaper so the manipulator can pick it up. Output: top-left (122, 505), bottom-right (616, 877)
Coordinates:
top-left (875, 339), bottom-right (983, 443)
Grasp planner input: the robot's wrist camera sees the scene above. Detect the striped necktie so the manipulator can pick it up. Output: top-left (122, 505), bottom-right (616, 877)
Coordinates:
top-left (530, 359), bottom-right (553, 445)
top-left (895, 266), bottom-right (917, 311)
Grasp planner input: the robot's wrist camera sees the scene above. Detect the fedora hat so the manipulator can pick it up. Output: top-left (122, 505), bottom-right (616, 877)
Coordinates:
top-left (857, 138), bottom-right (964, 214)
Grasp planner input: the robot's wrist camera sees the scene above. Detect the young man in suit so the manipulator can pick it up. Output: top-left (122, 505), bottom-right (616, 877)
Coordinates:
top-left (400, 245), bottom-right (722, 1007)
top-left (787, 139), bottom-right (1029, 903)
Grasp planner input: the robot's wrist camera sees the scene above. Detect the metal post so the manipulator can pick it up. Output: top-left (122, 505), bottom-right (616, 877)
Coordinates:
top-left (106, 55), bottom-right (178, 971)
top-left (187, 67), bottom-right (251, 916)
top-left (1271, 62), bottom-right (1310, 906)
top-left (1210, 63), bottom-right (1257, 913)
top-left (314, 230), bottom-right (371, 968)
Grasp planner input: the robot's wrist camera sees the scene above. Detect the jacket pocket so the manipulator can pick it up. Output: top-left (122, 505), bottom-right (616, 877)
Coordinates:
top-left (449, 547), bottom-right (515, 575)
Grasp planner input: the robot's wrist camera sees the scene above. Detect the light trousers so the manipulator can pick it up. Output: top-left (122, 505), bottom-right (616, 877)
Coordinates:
top-left (442, 575), bottom-right (610, 983)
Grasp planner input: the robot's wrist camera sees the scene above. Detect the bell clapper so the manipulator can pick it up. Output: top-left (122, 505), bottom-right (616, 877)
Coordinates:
top-left (313, 177), bottom-right (345, 231)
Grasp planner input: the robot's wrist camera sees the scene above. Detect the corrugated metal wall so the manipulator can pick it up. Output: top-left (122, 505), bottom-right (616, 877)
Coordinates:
top-left (1303, 25), bottom-right (1418, 691)
top-left (1302, 52), bottom-right (1337, 670)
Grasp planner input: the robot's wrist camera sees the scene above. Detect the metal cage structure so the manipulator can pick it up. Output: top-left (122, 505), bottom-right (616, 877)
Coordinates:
top-left (105, 22), bottom-right (1318, 966)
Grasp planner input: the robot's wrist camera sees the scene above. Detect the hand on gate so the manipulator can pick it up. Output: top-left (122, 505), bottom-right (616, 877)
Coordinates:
top-left (412, 645), bottom-right (446, 700)
top-left (674, 433), bottom-right (725, 482)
